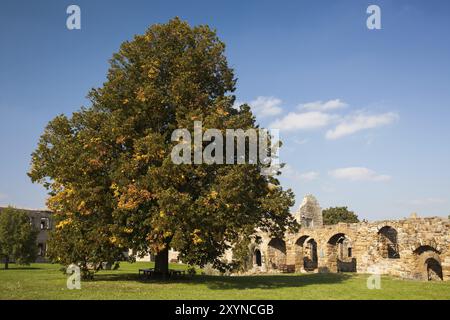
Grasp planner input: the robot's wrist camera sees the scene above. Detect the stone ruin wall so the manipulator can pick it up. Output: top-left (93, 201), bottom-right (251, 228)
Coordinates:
top-left (134, 194), bottom-right (450, 281)
top-left (248, 196), bottom-right (450, 281)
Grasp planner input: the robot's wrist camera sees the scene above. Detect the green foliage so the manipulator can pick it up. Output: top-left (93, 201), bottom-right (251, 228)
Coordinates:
top-left (46, 216), bottom-right (125, 279)
top-left (29, 18), bottom-right (297, 276)
top-left (0, 207), bottom-right (38, 269)
top-left (322, 207), bottom-right (359, 225)
top-left (186, 265), bottom-right (197, 276)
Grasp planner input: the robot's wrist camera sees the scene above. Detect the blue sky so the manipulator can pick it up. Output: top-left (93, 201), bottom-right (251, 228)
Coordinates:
top-left (1, 0), bottom-right (449, 220)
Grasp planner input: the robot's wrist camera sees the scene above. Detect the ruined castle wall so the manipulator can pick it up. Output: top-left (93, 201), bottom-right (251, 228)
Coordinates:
top-left (257, 216), bottom-right (450, 281)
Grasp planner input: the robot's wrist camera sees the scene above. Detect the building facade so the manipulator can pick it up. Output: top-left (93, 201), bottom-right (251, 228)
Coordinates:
top-left (0, 208), bottom-right (52, 263)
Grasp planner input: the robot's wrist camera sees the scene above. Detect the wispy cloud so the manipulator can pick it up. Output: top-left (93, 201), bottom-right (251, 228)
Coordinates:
top-left (283, 165), bottom-right (319, 182)
top-left (246, 96), bottom-right (283, 118)
top-left (321, 183), bottom-right (336, 193)
top-left (270, 111), bottom-right (335, 131)
top-left (293, 138), bottom-right (309, 145)
top-left (299, 99), bottom-right (348, 112)
top-left (243, 96), bottom-right (398, 140)
top-left (407, 198), bottom-right (447, 206)
top-left (298, 171), bottom-right (320, 181)
top-left (329, 167), bottom-right (391, 182)
top-left (326, 112), bottom-right (398, 140)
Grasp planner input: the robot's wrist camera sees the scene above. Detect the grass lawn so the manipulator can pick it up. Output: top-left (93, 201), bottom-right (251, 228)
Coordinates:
top-left (0, 262), bottom-right (449, 300)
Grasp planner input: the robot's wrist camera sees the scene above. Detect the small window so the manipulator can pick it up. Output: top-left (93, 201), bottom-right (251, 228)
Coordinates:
top-left (38, 243), bottom-right (45, 256)
top-left (254, 249), bottom-right (262, 267)
top-left (304, 218), bottom-right (313, 228)
top-left (40, 218), bottom-right (49, 230)
top-left (348, 247), bottom-right (352, 258)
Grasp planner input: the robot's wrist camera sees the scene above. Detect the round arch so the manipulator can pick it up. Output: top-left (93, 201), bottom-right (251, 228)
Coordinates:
top-left (254, 249), bottom-right (262, 267)
top-left (267, 238), bottom-right (287, 270)
top-left (414, 245), bottom-right (443, 281)
top-left (425, 258), bottom-right (443, 281)
top-left (326, 233), bottom-right (356, 273)
top-left (377, 225), bottom-right (400, 259)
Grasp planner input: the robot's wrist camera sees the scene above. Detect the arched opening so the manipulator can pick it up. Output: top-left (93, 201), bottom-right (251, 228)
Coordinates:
top-left (295, 235), bottom-right (309, 247)
top-left (267, 238), bottom-right (286, 270)
top-left (303, 238), bottom-right (318, 271)
top-left (425, 258), bottom-right (443, 281)
top-left (254, 249), bottom-right (262, 267)
top-left (413, 245), bottom-right (440, 255)
top-left (378, 226), bottom-right (400, 259)
top-left (294, 235), bottom-right (309, 271)
top-left (327, 233), bottom-right (356, 272)
top-left (413, 245), bottom-right (443, 281)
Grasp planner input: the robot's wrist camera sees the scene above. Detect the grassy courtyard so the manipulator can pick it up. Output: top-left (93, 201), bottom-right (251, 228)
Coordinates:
top-left (0, 262), bottom-right (449, 300)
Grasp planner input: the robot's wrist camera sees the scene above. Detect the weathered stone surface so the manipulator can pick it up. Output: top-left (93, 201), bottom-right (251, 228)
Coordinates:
top-left (295, 194), bottom-right (323, 228)
top-left (249, 195), bottom-right (450, 281)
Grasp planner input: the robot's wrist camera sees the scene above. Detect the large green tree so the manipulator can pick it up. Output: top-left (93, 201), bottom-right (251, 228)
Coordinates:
top-left (29, 18), bottom-right (297, 277)
top-left (322, 207), bottom-right (359, 225)
top-left (0, 207), bottom-right (38, 269)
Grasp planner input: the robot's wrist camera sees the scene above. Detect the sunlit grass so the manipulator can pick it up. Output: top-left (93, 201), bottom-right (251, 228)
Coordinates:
top-left (0, 262), bottom-right (449, 300)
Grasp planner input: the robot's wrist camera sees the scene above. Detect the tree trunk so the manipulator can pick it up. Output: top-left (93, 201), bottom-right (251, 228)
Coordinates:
top-left (154, 246), bottom-right (169, 278)
top-left (4, 256), bottom-right (9, 270)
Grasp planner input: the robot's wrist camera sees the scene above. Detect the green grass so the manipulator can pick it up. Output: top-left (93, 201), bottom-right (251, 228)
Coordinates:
top-left (0, 262), bottom-right (449, 300)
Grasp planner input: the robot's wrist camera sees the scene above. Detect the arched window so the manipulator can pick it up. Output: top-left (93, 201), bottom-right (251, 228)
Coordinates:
top-left (413, 245), bottom-right (442, 281)
top-left (378, 226), bottom-right (400, 259)
top-left (303, 238), bottom-right (318, 271)
top-left (294, 236), bottom-right (309, 272)
top-left (413, 245), bottom-right (439, 255)
top-left (254, 249), bottom-right (262, 267)
top-left (294, 236), bottom-right (318, 271)
top-left (267, 238), bottom-right (286, 270)
top-left (425, 258), bottom-right (443, 281)
top-left (327, 233), bottom-right (356, 272)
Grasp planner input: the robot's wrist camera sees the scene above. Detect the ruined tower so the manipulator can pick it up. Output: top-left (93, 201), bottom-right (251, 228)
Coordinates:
top-left (295, 194), bottom-right (323, 228)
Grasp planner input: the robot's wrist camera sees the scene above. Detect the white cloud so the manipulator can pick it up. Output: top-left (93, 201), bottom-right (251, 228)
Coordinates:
top-left (247, 96), bottom-right (283, 118)
top-left (321, 184), bottom-right (336, 193)
top-left (300, 99), bottom-right (348, 112)
top-left (283, 165), bottom-right (319, 182)
top-left (241, 97), bottom-right (398, 140)
top-left (329, 167), bottom-right (391, 182)
top-left (408, 198), bottom-right (447, 206)
top-left (293, 138), bottom-right (309, 145)
top-left (298, 171), bottom-right (320, 181)
top-left (270, 111), bottom-right (334, 131)
top-left (326, 112), bottom-right (398, 140)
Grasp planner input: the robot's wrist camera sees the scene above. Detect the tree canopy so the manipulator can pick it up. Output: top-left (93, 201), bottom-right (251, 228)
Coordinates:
top-left (29, 18), bottom-right (297, 276)
top-left (322, 207), bottom-right (359, 225)
top-left (0, 207), bottom-right (38, 269)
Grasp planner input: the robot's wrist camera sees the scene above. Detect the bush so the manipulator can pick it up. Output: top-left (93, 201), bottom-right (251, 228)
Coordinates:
top-left (186, 266), bottom-right (196, 276)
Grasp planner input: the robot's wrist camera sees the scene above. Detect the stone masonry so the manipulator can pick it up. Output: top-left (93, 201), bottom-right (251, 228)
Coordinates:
top-left (248, 195), bottom-right (450, 281)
